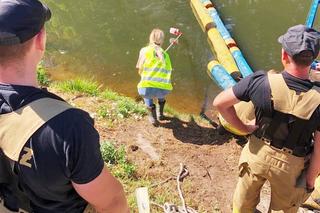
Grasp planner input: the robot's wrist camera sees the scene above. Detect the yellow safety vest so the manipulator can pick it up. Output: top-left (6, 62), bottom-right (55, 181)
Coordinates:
top-left (137, 45), bottom-right (173, 91)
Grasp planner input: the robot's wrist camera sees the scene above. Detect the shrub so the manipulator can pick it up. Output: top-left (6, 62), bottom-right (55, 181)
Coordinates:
top-left (100, 89), bottom-right (121, 101)
top-left (37, 62), bottom-right (50, 86)
top-left (56, 79), bottom-right (99, 96)
top-left (100, 141), bottom-right (135, 178)
top-left (97, 97), bottom-right (146, 120)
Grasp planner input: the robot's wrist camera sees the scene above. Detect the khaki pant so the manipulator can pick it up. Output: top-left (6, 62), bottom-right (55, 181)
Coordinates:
top-left (233, 136), bottom-right (312, 213)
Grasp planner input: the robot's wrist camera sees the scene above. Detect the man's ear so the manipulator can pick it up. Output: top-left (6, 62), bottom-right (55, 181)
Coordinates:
top-left (281, 49), bottom-right (290, 65)
top-left (35, 28), bottom-right (46, 51)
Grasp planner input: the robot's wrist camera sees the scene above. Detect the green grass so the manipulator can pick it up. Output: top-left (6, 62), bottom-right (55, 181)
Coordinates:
top-left (100, 141), bottom-right (136, 179)
top-left (54, 79), bottom-right (100, 96)
top-left (100, 140), bottom-right (146, 210)
top-left (97, 93), bottom-right (147, 120)
top-left (37, 62), bottom-right (50, 86)
top-left (97, 99), bottom-right (147, 120)
top-left (116, 98), bottom-right (147, 118)
top-left (53, 79), bottom-right (147, 121)
top-left (100, 89), bottom-right (121, 101)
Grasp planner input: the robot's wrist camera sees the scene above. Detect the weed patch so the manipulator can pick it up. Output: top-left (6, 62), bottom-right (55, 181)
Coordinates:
top-left (97, 96), bottom-right (146, 121)
top-left (37, 62), bottom-right (50, 87)
top-left (100, 141), bottom-right (135, 179)
top-left (100, 89), bottom-right (121, 101)
top-left (54, 79), bottom-right (100, 96)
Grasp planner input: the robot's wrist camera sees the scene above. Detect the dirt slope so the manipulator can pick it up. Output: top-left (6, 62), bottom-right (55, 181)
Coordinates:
top-left (104, 117), bottom-right (240, 212)
top-left (55, 88), bottom-right (244, 212)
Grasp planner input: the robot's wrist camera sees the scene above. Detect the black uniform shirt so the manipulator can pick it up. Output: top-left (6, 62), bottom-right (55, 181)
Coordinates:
top-left (232, 70), bottom-right (320, 130)
top-left (0, 84), bottom-right (105, 213)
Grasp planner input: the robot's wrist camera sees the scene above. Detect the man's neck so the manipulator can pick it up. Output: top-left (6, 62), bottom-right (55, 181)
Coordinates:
top-left (0, 63), bottom-right (38, 87)
top-left (284, 64), bottom-right (310, 80)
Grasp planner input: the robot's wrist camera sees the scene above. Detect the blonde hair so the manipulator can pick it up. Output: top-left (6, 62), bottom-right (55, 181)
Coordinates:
top-left (149, 28), bottom-right (164, 46)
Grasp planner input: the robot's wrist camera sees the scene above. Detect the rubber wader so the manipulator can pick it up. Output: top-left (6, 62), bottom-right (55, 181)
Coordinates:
top-left (147, 104), bottom-right (158, 126)
top-left (158, 100), bottom-right (166, 120)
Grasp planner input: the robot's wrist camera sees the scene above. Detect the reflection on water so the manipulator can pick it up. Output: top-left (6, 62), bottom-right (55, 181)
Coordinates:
top-left (43, 0), bottom-right (318, 114)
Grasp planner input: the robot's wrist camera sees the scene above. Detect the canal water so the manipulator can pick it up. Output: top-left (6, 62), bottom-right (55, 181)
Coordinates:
top-left (43, 0), bottom-right (319, 114)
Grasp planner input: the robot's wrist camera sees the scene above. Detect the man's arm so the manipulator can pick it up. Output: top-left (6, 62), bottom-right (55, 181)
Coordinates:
top-left (306, 131), bottom-right (320, 189)
top-left (213, 88), bottom-right (257, 134)
top-left (72, 166), bottom-right (129, 213)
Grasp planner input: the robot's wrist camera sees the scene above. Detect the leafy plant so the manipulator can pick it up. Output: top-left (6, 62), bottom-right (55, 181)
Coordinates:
top-left (100, 141), bottom-right (135, 178)
top-left (97, 98), bottom-right (146, 121)
top-left (37, 62), bottom-right (50, 86)
top-left (100, 141), bottom-right (124, 164)
top-left (100, 89), bottom-right (121, 101)
top-left (116, 98), bottom-right (146, 118)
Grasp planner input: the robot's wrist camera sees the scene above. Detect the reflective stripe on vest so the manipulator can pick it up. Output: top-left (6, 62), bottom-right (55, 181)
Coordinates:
top-left (137, 45), bottom-right (173, 91)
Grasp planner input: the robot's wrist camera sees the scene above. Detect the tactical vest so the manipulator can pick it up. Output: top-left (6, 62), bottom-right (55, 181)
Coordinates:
top-left (0, 98), bottom-right (72, 212)
top-left (137, 45), bottom-right (173, 91)
top-left (0, 98), bottom-right (72, 161)
top-left (254, 73), bottom-right (320, 157)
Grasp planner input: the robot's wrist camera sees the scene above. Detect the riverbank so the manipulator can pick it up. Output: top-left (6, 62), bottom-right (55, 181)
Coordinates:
top-left (38, 67), bottom-right (244, 212)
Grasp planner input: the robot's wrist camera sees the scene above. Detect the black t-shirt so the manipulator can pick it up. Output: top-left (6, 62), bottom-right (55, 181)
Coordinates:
top-left (232, 70), bottom-right (320, 130)
top-left (0, 84), bottom-right (105, 213)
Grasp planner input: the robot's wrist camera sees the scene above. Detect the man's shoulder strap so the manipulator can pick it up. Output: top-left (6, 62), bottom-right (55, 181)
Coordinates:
top-left (0, 98), bottom-right (72, 161)
top-left (268, 73), bottom-right (320, 119)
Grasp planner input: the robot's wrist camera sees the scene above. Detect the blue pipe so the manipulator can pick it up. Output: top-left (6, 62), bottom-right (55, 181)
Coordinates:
top-left (201, 0), bottom-right (254, 77)
top-left (208, 62), bottom-right (236, 90)
top-left (305, 0), bottom-right (320, 28)
top-left (306, 0), bottom-right (320, 70)
top-left (231, 49), bottom-right (253, 78)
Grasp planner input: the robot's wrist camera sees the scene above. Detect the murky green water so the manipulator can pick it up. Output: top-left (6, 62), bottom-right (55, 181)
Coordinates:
top-left (43, 0), bottom-right (319, 114)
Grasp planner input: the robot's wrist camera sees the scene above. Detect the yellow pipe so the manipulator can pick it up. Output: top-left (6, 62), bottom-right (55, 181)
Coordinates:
top-left (207, 28), bottom-right (240, 78)
top-left (218, 101), bottom-right (255, 136)
top-left (190, 0), bottom-right (215, 32)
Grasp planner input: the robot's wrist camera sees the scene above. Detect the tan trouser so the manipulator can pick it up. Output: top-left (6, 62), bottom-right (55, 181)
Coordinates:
top-left (233, 136), bottom-right (312, 213)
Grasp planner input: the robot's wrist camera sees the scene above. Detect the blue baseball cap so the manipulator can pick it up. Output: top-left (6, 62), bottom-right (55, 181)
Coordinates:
top-left (278, 24), bottom-right (320, 59)
top-left (0, 0), bottom-right (51, 46)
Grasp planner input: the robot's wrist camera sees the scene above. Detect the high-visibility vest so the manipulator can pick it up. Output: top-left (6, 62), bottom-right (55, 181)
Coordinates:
top-left (137, 45), bottom-right (173, 91)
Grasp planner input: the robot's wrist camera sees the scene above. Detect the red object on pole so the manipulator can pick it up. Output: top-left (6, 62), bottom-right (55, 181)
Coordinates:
top-left (169, 27), bottom-right (182, 36)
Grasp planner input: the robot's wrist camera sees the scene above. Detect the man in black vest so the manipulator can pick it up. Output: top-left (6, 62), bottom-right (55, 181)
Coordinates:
top-left (0, 0), bottom-right (129, 212)
top-left (214, 25), bottom-right (320, 212)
